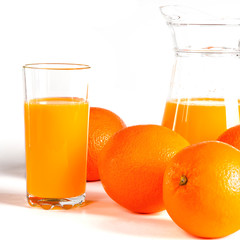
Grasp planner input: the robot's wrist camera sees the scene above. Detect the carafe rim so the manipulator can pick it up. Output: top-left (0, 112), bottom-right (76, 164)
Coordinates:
top-left (160, 5), bottom-right (240, 26)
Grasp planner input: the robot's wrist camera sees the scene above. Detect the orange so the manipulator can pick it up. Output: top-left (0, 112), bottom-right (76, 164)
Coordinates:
top-left (98, 125), bottom-right (189, 213)
top-left (87, 107), bottom-right (126, 181)
top-left (217, 124), bottom-right (240, 150)
top-left (163, 141), bottom-right (240, 238)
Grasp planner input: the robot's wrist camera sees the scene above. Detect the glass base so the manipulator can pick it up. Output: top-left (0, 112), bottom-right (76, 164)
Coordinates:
top-left (27, 192), bottom-right (86, 210)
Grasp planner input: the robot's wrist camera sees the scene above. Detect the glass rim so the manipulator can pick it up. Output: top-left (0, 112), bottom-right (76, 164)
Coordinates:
top-left (23, 63), bottom-right (91, 70)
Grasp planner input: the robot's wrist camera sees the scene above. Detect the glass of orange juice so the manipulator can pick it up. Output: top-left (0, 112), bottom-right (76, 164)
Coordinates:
top-left (23, 63), bottom-right (90, 209)
top-left (160, 5), bottom-right (240, 144)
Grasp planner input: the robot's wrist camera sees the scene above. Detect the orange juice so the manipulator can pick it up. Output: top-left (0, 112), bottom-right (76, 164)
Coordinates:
top-left (162, 98), bottom-right (240, 144)
top-left (24, 97), bottom-right (89, 199)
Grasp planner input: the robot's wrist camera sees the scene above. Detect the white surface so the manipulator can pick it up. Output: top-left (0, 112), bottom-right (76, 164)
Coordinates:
top-left (0, 162), bottom-right (240, 240)
top-left (1, 0), bottom-right (240, 239)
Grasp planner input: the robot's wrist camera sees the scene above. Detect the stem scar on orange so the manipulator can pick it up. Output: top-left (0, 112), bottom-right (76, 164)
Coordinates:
top-left (98, 125), bottom-right (189, 213)
top-left (163, 141), bottom-right (240, 238)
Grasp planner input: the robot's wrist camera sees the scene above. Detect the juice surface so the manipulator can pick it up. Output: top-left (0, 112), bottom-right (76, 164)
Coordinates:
top-left (162, 98), bottom-right (240, 144)
top-left (24, 97), bottom-right (89, 198)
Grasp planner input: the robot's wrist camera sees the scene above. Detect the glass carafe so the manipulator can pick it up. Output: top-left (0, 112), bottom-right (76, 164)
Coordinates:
top-left (160, 5), bottom-right (240, 144)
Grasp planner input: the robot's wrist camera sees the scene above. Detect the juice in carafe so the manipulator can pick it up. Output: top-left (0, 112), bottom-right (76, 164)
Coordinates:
top-left (162, 98), bottom-right (240, 144)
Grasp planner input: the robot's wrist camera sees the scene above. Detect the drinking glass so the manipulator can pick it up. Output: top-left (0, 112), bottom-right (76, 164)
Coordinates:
top-left (23, 63), bottom-right (90, 209)
top-left (160, 5), bottom-right (240, 144)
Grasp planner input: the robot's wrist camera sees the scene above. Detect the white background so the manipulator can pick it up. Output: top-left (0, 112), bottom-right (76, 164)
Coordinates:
top-left (1, 0), bottom-right (240, 239)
